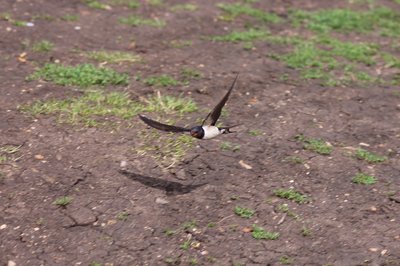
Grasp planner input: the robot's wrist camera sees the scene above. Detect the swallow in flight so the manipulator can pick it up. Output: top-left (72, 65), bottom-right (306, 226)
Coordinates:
top-left (139, 73), bottom-right (239, 139)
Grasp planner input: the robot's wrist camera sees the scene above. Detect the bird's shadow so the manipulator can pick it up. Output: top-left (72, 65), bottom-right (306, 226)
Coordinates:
top-left (119, 170), bottom-right (206, 195)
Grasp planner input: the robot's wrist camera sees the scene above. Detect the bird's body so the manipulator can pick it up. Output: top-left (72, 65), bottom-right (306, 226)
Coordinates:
top-left (139, 73), bottom-right (239, 140)
top-left (202, 125), bottom-right (224, 140)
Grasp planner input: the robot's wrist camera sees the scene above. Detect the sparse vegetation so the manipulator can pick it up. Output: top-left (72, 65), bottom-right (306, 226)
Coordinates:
top-left (251, 225), bottom-right (279, 240)
top-left (217, 3), bottom-right (281, 23)
top-left (32, 40), bottom-right (54, 52)
top-left (53, 196), bottom-right (73, 206)
top-left (355, 148), bottom-right (386, 163)
top-left (86, 50), bottom-right (141, 63)
top-left (352, 173), bottom-right (376, 185)
top-left (290, 7), bottom-right (400, 36)
top-left (170, 4), bottom-right (198, 12)
top-left (212, 28), bottom-right (269, 42)
top-left (182, 220), bottom-right (198, 230)
top-left (220, 141), bottom-right (241, 151)
top-left (144, 74), bottom-right (179, 87)
top-left (110, 0), bottom-right (140, 9)
top-left (119, 15), bottom-right (165, 27)
top-left (28, 63), bottom-right (129, 87)
top-left (296, 135), bottom-right (332, 155)
top-left (84, 0), bottom-right (109, 10)
top-left (61, 14), bottom-right (79, 21)
top-left (279, 255), bottom-right (294, 265)
top-left (117, 211), bottom-right (130, 221)
top-left (234, 206), bottom-right (255, 218)
top-left (23, 90), bottom-right (196, 126)
top-left (274, 188), bottom-right (309, 204)
top-left (301, 226), bottom-right (312, 237)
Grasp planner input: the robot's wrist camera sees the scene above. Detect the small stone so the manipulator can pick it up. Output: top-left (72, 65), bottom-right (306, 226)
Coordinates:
top-left (201, 250), bottom-right (209, 255)
top-left (107, 220), bottom-right (117, 226)
top-left (8, 261), bottom-right (16, 266)
top-left (26, 22), bottom-right (34, 27)
top-left (359, 142), bottom-right (370, 147)
top-left (369, 247), bottom-right (379, 252)
top-left (34, 154), bottom-right (44, 160)
top-left (370, 206), bottom-right (377, 211)
top-left (242, 227), bottom-right (252, 233)
top-left (0, 224), bottom-right (7, 230)
top-left (175, 169), bottom-right (186, 180)
top-left (120, 160), bottom-right (127, 168)
top-left (56, 154), bottom-right (62, 161)
top-left (381, 249), bottom-right (387, 256)
top-left (239, 160), bottom-right (252, 170)
top-left (155, 197), bottom-right (169, 205)
top-left (74, 26), bottom-right (81, 30)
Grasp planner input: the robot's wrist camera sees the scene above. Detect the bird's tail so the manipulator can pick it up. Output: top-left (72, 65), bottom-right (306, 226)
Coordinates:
top-left (220, 124), bottom-right (241, 134)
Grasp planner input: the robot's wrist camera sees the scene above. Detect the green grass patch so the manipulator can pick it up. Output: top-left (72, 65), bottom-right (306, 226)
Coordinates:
top-left (119, 15), bottom-right (165, 27)
top-left (28, 64), bottom-right (129, 87)
top-left (290, 7), bottom-right (400, 36)
top-left (180, 67), bottom-right (202, 83)
top-left (170, 40), bottom-right (193, 48)
top-left (23, 90), bottom-right (142, 126)
top-left (212, 28), bottom-right (269, 42)
top-left (217, 3), bottom-right (281, 23)
top-left (23, 90), bottom-right (197, 126)
top-left (144, 74), bottom-right (179, 87)
top-left (110, 0), bottom-right (140, 9)
top-left (61, 14), bottom-right (79, 21)
top-left (355, 148), bottom-right (386, 163)
top-left (86, 50), bottom-right (141, 63)
top-left (296, 134), bottom-right (332, 155)
top-left (251, 225), bottom-right (279, 240)
top-left (170, 4), bottom-right (198, 12)
top-left (352, 173), bottom-right (376, 185)
top-left (53, 196), bottom-right (73, 206)
top-left (116, 211), bottom-right (130, 221)
top-left (182, 220), bottom-right (198, 230)
top-left (274, 188), bottom-right (309, 204)
top-left (84, 0), bottom-right (110, 10)
top-left (32, 40), bottom-right (54, 52)
top-left (279, 255), bottom-right (294, 265)
top-left (147, 0), bottom-right (163, 6)
top-left (234, 206), bottom-right (255, 218)
top-left (28, 63), bottom-right (129, 87)
top-left (144, 92), bottom-right (198, 114)
top-left (220, 141), bottom-right (241, 151)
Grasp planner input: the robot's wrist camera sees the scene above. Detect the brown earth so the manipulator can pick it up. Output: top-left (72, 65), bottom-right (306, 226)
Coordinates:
top-left (1, 0), bottom-right (400, 265)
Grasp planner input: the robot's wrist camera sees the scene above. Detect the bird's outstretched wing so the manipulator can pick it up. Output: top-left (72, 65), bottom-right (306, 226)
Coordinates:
top-left (202, 73), bottom-right (239, 126)
top-left (139, 115), bottom-right (191, 133)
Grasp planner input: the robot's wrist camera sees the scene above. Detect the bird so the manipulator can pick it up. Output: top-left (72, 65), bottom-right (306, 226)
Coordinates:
top-left (138, 73), bottom-right (239, 140)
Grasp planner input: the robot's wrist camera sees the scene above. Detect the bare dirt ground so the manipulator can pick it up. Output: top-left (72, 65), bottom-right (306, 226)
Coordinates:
top-left (1, 0), bottom-right (400, 265)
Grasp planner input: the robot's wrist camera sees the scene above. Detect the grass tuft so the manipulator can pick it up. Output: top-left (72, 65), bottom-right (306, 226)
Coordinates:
top-left (144, 74), bottom-right (179, 87)
top-left (291, 7), bottom-right (400, 36)
top-left (355, 148), bottom-right (386, 163)
top-left (295, 135), bottom-right (332, 155)
top-left (217, 3), bottom-right (281, 23)
top-left (28, 63), bottom-right (129, 87)
top-left (251, 225), bottom-right (279, 240)
top-left (234, 206), bottom-right (255, 218)
top-left (170, 4), bottom-right (198, 12)
top-left (53, 196), bottom-right (73, 206)
top-left (212, 28), bottom-right (269, 42)
top-left (32, 40), bottom-right (54, 52)
top-left (86, 50), bottom-right (141, 64)
top-left (352, 173), bottom-right (376, 185)
top-left (119, 15), bottom-right (165, 27)
top-left (274, 188), bottom-right (309, 204)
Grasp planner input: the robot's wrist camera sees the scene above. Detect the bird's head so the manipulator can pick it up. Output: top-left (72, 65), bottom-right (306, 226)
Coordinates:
top-left (190, 126), bottom-right (204, 139)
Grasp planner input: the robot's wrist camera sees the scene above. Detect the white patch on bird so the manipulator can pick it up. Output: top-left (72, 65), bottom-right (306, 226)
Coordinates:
top-left (202, 126), bottom-right (222, 139)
